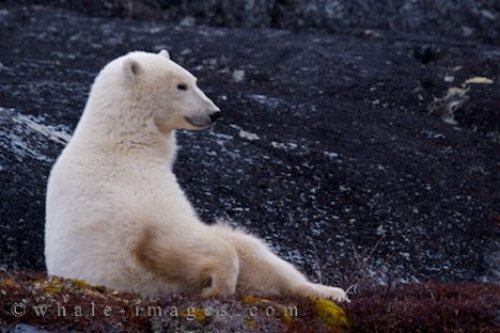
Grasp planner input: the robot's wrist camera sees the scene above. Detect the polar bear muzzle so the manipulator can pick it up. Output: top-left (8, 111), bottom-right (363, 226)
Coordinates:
top-left (184, 111), bottom-right (222, 128)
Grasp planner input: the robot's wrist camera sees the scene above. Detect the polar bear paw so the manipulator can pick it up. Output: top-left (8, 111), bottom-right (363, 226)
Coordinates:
top-left (310, 283), bottom-right (349, 302)
top-left (296, 282), bottom-right (349, 302)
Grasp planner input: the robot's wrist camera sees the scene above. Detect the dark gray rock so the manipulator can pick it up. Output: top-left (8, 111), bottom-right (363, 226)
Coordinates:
top-left (2, 324), bottom-right (53, 333)
top-left (0, 5), bottom-right (498, 292)
top-left (1, 0), bottom-right (499, 45)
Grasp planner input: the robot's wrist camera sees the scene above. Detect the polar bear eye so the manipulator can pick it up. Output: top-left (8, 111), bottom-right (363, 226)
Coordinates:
top-left (177, 83), bottom-right (188, 91)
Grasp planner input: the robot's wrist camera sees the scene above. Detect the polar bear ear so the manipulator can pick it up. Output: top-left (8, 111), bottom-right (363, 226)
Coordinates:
top-left (123, 58), bottom-right (140, 78)
top-left (159, 49), bottom-right (170, 59)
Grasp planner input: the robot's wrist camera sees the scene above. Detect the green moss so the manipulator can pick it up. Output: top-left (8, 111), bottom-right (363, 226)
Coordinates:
top-left (0, 278), bottom-right (18, 288)
top-left (41, 278), bottom-right (63, 296)
top-left (313, 298), bottom-right (350, 330)
top-left (69, 278), bottom-right (92, 289)
top-left (180, 307), bottom-right (207, 322)
top-left (241, 295), bottom-right (267, 304)
top-left (244, 318), bottom-right (257, 329)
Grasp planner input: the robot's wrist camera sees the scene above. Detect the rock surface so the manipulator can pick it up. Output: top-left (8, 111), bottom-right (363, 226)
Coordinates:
top-left (0, 4), bottom-right (499, 294)
top-left (1, 0), bottom-right (500, 45)
top-left (1, 270), bottom-right (499, 333)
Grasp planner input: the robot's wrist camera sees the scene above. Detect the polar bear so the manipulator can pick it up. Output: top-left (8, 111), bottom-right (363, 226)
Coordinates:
top-left (45, 50), bottom-right (347, 301)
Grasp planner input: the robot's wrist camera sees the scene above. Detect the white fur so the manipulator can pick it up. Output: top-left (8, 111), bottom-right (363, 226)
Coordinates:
top-left (45, 51), bottom-right (347, 301)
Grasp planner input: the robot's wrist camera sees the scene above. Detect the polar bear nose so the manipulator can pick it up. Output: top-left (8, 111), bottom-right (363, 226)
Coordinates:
top-left (209, 111), bottom-right (222, 123)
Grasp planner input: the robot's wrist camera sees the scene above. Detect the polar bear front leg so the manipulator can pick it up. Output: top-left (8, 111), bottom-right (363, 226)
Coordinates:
top-left (132, 225), bottom-right (239, 297)
top-left (210, 223), bottom-right (348, 302)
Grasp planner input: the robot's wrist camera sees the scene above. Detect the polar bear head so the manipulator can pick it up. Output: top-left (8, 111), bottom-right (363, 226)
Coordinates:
top-left (87, 50), bottom-right (221, 133)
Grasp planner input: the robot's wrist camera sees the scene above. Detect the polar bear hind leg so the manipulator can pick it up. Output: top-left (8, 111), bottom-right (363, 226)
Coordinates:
top-left (210, 223), bottom-right (348, 302)
top-left (132, 225), bottom-right (239, 297)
